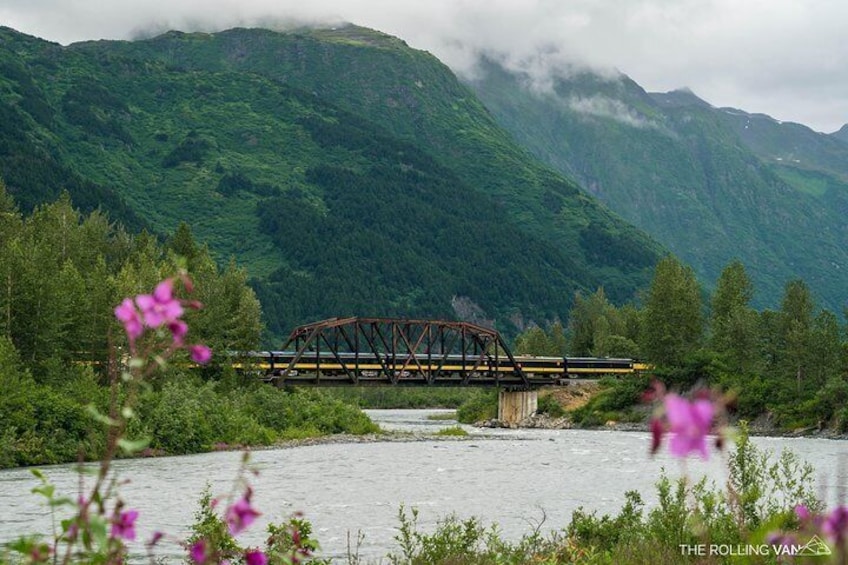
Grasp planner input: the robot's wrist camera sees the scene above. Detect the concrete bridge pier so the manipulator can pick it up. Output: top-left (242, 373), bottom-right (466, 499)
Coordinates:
top-left (498, 390), bottom-right (538, 425)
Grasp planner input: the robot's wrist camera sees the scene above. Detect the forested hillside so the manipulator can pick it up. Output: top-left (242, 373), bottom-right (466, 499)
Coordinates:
top-left (0, 25), bottom-right (663, 339)
top-left (0, 185), bottom-right (379, 468)
top-left (466, 58), bottom-right (848, 311)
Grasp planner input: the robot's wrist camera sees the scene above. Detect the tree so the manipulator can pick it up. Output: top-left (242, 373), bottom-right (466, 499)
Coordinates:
top-left (188, 256), bottom-right (263, 356)
top-left (514, 326), bottom-right (554, 356)
top-left (566, 287), bottom-right (641, 358)
top-left (809, 310), bottom-right (842, 387)
top-left (568, 288), bottom-right (619, 355)
top-left (548, 322), bottom-right (568, 356)
top-left (710, 260), bottom-right (759, 374)
top-left (780, 280), bottom-right (814, 392)
top-left (168, 221), bottom-right (202, 268)
top-left (641, 255), bottom-right (703, 368)
top-left (0, 180), bottom-right (22, 339)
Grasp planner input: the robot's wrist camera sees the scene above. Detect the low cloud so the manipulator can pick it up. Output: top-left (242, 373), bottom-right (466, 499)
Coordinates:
top-left (3, 0), bottom-right (848, 132)
top-left (566, 95), bottom-right (657, 129)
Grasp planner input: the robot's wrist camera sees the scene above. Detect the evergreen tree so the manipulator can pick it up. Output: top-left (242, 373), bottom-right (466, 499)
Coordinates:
top-left (568, 288), bottom-right (614, 355)
top-left (0, 180), bottom-right (22, 339)
top-left (641, 255), bottom-right (703, 367)
top-left (567, 287), bottom-right (640, 358)
top-left (548, 322), bottom-right (568, 356)
top-left (780, 280), bottom-right (814, 392)
top-left (168, 221), bottom-right (202, 269)
top-left (710, 260), bottom-right (759, 374)
top-left (513, 326), bottom-right (554, 356)
top-left (809, 310), bottom-right (842, 387)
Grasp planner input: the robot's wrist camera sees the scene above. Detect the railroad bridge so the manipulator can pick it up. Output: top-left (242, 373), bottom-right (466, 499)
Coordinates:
top-left (246, 317), bottom-right (639, 424)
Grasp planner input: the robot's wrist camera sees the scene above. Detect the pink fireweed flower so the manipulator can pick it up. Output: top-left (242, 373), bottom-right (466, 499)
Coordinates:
top-left (189, 539), bottom-right (208, 564)
top-left (135, 278), bottom-right (183, 328)
top-left (110, 509), bottom-right (138, 541)
top-left (245, 550), bottom-right (268, 565)
top-left (168, 319), bottom-right (188, 344)
top-left (664, 393), bottom-right (714, 459)
top-left (114, 298), bottom-right (144, 341)
top-left (766, 531), bottom-right (797, 550)
top-left (189, 344), bottom-right (212, 364)
top-left (225, 489), bottom-right (261, 535)
top-left (824, 506), bottom-right (848, 545)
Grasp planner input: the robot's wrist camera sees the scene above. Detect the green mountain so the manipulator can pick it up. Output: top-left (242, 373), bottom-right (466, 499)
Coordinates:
top-left (831, 124), bottom-right (848, 144)
top-left (0, 25), bottom-right (662, 338)
top-left (466, 58), bottom-right (848, 310)
top-left (710, 105), bottom-right (848, 181)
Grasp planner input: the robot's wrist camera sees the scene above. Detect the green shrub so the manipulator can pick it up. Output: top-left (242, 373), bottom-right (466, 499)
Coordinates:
top-left (144, 381), bottom-right (214, 454)
top-left (536, 393), bottom-right (566, 418)
top-left (567, 490), bottom-right (645, 550)
top-left (456, 390), bottom-right (498, 424)
top-left (265, 516), bottom-right (330, 564)
top-left (390, 506), bottom-right (486, 565)
top-left (185, 484), bottom-right (330, 564)
top-left (562, 422), bottom-right (822, 562)
top-left (244, 386), bottom-right (379, 436)
top-left (185, 486), bottom-right (243, 563)
top-left (570, 375), bottom-right (650, 425)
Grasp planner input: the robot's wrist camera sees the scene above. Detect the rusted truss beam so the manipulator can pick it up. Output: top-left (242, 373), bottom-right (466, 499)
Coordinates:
top-left (275, 317), bottom-right (529, 389)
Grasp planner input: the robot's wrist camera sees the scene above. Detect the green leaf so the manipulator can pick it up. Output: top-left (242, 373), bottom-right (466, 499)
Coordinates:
top-left (86, 404), bottom-right (118, 427)
top-left (88, 514), bottom-right (109, 551)
top-left (49, 496), bottom-right (75, 508)
top-left (31, 484), bottom-right (55, 500)
top-left (117, 437), bottom-right (150, 454)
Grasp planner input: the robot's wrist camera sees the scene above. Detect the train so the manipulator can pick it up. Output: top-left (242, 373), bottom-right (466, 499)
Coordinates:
top-left (236, 351), bottom-right (649, 386)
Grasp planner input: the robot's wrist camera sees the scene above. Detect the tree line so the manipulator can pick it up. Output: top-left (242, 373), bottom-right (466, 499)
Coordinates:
top-left (514, 255), bottom-right (848, 431)
top-left (0, 182), bottom-right (376, 468)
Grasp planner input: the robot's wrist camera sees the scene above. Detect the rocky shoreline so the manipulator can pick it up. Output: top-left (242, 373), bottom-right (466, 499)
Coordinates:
top-left (250, 411), bottom-right (848, 454)
top-left (478, 412), bottom-right (848, 440)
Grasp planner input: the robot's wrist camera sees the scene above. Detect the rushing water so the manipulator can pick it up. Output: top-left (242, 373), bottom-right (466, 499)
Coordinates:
top-left (1, 410), bottom-right (847, 562)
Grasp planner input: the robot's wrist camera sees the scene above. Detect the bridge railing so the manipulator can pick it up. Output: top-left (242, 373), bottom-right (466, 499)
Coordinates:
top-left (273, 317), bottom-right (530, 388)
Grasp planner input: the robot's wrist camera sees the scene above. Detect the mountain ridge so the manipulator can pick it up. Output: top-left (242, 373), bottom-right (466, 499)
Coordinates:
top-left (465, 57), bottom-right (848, 311)
top-left (0, 24), bottom-right (663, 338)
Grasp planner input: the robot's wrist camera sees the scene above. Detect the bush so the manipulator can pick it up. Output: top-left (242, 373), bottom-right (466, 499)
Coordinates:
top-left (562, 422), bottom-right (822, 562)
top-left (390, 506), bottom-right (487, 565)
top-left (456, 389), bottom-right (498, 424)
top-left (0, 369), bottom-right (106, 467)
top-left (536, 393), bottom-right (566, 418)
top-left (567, 490), bottom-right (645, 550)
top-left (654, 349), bottom-right (726, 390)
top-left (570, 375), bottom-right (650, 425)
top-left (243, 385), bottom-right (379, 437)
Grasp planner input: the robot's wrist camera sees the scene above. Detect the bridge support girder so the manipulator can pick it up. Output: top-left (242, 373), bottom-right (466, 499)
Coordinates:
top-left (276, 317), bottom-right (528, 387)
top-left (498, 390), bottom-right (538, 425)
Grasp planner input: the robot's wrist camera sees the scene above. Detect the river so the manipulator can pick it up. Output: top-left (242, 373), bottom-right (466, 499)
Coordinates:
top-left (1, 410), bottom-right (846, 562)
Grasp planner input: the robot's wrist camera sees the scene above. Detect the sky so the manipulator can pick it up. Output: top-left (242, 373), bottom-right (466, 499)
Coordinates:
top-left (2, 0), bottom-right (846, 133)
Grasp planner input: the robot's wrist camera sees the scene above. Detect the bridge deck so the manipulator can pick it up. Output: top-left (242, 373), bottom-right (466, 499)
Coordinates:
top-left (250, 318), bottom-right (641, 390)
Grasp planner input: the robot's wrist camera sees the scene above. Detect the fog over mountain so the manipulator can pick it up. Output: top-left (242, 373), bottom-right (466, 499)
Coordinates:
top-left (2, 0), bottom-right (846, 133)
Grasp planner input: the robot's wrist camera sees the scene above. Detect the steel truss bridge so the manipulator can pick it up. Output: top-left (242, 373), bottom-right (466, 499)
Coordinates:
top-left (241, 317), bottom-right (640, 390)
